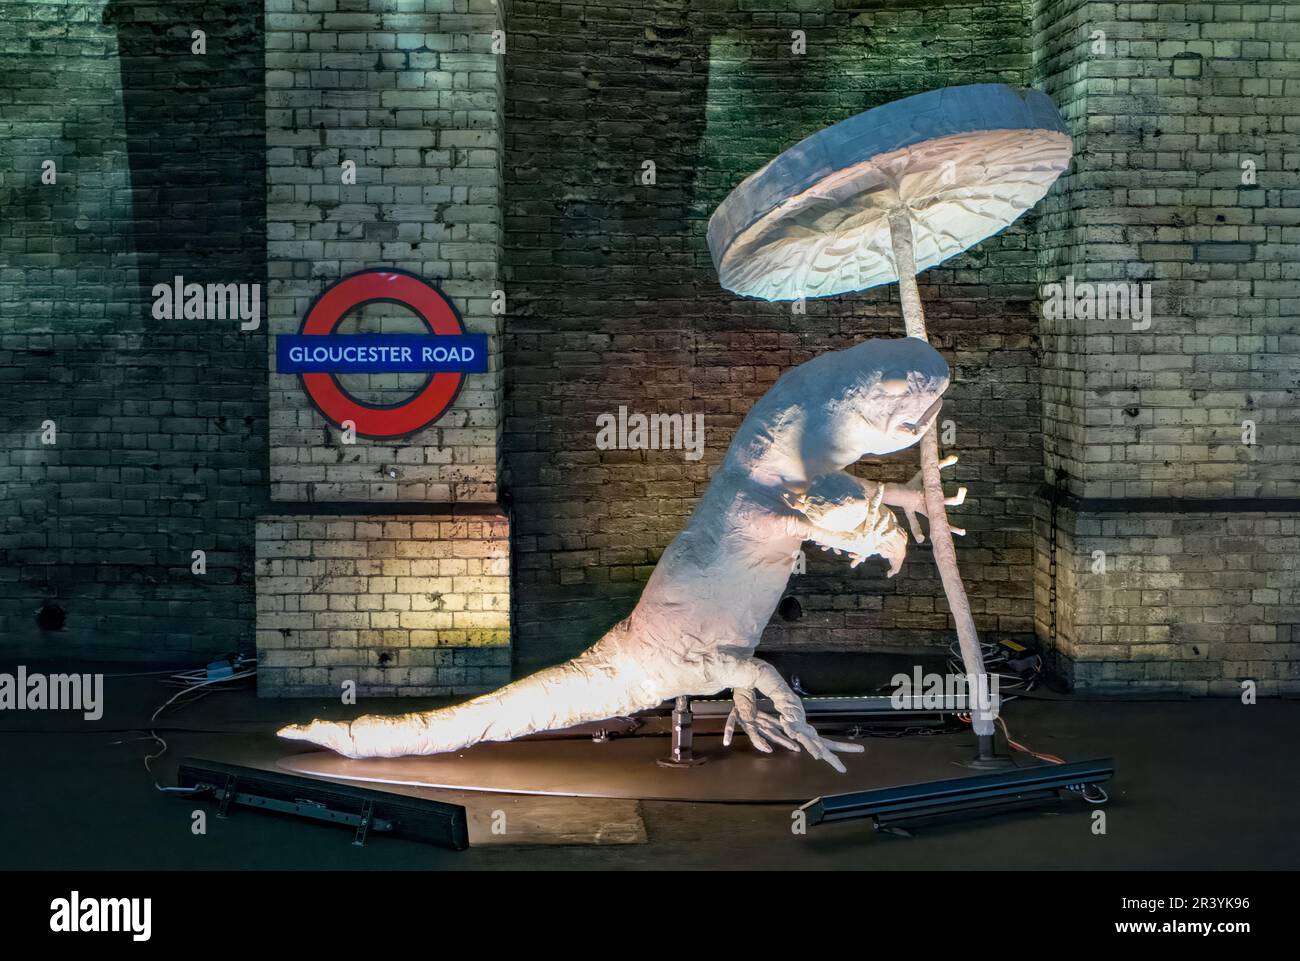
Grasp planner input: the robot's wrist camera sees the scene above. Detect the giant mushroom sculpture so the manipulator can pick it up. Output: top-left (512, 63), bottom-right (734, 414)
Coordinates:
top-left (708, 84), bottom-right (1072, 740)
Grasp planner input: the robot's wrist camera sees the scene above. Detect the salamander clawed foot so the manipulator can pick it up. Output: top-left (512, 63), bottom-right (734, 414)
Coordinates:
top-left (723, 689), bottom-right (863, 773)
top-left (723, 688), bottom-right (799, 753)
top-left (885, 454), bottom-right (967, 543)
top-left (777, 716), bottom-right (864, 774)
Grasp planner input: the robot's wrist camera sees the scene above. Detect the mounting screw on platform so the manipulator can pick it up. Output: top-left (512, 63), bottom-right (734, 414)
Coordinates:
top-left (658, 696), bottom-right (707, 768)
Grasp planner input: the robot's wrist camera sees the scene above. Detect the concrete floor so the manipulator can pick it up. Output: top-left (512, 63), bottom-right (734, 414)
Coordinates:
top-left (1, 664), bottom-right (1296, 870)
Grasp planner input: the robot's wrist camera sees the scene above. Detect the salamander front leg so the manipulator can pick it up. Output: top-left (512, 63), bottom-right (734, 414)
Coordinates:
top-left (784, 477), bottom-right (909, 575)
top-left (711, 658), bottom-right (863, 774)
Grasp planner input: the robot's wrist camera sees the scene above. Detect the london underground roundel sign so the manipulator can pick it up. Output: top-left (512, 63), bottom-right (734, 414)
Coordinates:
top-left (276, 268), bottom-right (487, 440)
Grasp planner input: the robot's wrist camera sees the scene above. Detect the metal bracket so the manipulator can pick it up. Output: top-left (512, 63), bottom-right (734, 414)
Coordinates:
top-left (963, 731), bottom-right (1016, 770)
top-left (657, 696), bottom-right (707, 768)
top-left (216, 774), bottom-right (237, 818)
top-left (353, 799), bottom-right (375, 846)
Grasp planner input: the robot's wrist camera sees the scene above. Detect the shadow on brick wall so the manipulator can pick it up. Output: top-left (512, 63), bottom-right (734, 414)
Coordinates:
top-left (0, 2), bottom-right (269, 661)
top-left (105, 0), bottom-right (265, 323)
top-left (504, 0), bottom-right (1043, 671)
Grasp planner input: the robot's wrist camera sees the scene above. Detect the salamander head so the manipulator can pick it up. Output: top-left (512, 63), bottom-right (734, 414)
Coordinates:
top-left (839, 337), bottom-right (950, 457)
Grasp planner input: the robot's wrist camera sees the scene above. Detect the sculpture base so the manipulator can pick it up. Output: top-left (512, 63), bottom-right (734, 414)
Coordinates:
top-left (278, 732), bottom-right (968, 804)
top-left (656, 755), bottom-right (709, 769)
top-left (959, 755), bottom-right (1018, 771)
top-left (959, 732), bottom-right (1017, 770)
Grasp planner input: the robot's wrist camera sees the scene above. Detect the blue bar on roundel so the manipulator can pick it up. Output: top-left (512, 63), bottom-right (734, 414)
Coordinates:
top-left (276, 334), bottom-right (490, 374)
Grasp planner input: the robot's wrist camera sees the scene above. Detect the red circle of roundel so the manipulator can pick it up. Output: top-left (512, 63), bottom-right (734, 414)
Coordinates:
top-left (298, 269), bottom-right (467, 439)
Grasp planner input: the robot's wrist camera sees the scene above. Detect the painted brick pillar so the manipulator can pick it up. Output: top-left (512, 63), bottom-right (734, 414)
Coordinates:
top-left (1032, 0), bottom-right (1299, 693)
top-left (256, 0), bottom-right (509, 696)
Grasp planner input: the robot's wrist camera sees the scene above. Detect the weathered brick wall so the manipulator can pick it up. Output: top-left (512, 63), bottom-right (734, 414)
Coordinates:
top-left (5, 0), bottom-right (1293, 694)
top-left (1037, 0), bottom-right (1296, 501)
top-left (0, 1), bottom-right (267, 660)
top-left (257, 0), bottom-right (511, 694)
top-left (1037, 502), bottom-right (1298, 693)
top-left (1033, 0), bottom-right (1091, 482)
top-left (265, 0), bottom-right (505, 503)
top-left (504, 0), bottom-right (1046, 669)
top-left (256, 509), bottom-right (510, 695)
top-left (1032, 0), bottom-right (1300, 691)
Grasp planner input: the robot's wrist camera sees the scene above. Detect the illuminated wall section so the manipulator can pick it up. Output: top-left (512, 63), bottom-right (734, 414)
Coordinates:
top-left (1031, 0), bottom-right (1300, 693)
top-left (255, 0), bottom-right (510, 697)
top-left (256, 511), bottom-right (509, 695)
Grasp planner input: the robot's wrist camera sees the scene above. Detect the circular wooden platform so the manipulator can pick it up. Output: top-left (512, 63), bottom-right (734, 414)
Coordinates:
top-left (278, 733), bottom-right (969, 803)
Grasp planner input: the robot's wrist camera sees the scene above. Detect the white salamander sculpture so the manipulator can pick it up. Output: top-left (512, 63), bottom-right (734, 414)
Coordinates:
top-left (280, 336), bottom-right (967, 772)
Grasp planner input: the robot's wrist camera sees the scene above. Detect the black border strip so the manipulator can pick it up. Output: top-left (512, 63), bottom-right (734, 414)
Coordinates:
top-left (1036, 486), bottom-right (1300, 514)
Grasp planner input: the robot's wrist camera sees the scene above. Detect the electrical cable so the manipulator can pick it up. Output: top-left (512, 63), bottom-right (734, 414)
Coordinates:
top-left (954, 709), bottom-right (1107, 803)
top-left (120, 658), bottom-right (259, 793)
top-left (953, 710), bottom-right (1062, 763)
top-left (945, 637), bottom-right (1044, 703)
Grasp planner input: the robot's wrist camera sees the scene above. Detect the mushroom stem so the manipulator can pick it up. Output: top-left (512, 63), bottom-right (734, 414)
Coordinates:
top-left (888, 208), bottom-right (926, 340)
top-left (887, 208), bottom-right (994, 736)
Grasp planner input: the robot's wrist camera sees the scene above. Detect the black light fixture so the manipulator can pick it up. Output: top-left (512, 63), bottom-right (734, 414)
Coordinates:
top-left (177, 758), bottom-right (469, 850)
top-left (800, 758), bottom-right (1114, 834)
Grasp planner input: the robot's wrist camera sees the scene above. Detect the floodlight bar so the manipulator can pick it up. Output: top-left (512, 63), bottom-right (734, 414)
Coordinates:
top-left (800, 757), bottom-right (1114, 830)
top-left (690, 695), bottom-right (961, 734)
top-left (176, 757), bottom-right (469, 850)
top-left (691, 694), bottom-right (960, 717)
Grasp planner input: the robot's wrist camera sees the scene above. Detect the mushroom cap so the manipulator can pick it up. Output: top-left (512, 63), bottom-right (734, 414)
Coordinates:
top-left (708, 84), bottom-right (1072, 302)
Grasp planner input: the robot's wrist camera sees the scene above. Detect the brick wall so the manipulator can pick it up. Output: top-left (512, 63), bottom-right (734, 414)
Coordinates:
top-left (256, 509), bottom-right (510, 695)
top-left (265, 0), bottom-right (505, 503)
top-left (504, 0), bottom-right (1046, 669)
top-left (1033, 0), bottom-right (1091, 482)
top-left (1032, 0), bottom-right (1300, 691)
top-left (1036, 501), bottom-right (1298, 693)
top-left (0, 0), bottom-right (267, 660)
top-left (1036, 0), bottom-right (1296, 501)
top-left (256, 0), bottom-right (511, 695)
top-left (3, 0), bottom-right (1293, 693)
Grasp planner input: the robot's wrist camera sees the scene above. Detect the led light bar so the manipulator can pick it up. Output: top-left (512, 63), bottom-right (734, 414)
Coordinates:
top-left (176, 758), bottom-right (469, 850)
top-left (800, 758), bottom-right (1114, 831)
top-left (690, 695), bottom-right (961, 717)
